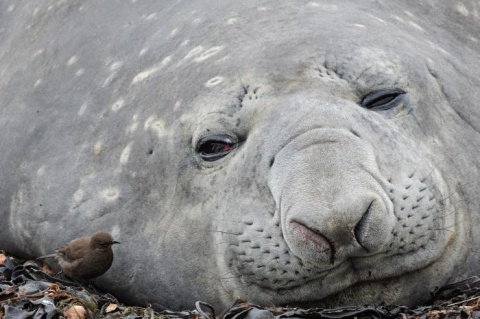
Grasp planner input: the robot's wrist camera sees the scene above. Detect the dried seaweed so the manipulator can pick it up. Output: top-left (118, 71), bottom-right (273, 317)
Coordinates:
top-left (1, 253), bottom-right (480, 319)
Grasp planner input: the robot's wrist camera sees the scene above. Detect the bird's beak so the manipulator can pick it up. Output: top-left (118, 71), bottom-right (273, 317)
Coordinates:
top-left (112, 241), bottom-right (121, 245)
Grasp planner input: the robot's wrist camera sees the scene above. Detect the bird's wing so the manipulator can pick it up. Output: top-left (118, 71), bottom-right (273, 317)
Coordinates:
top-left (56, 238), bottom-right (90, 262)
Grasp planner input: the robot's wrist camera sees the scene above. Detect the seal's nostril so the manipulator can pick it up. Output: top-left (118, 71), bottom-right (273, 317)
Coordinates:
top-left (354, 201), bottom-right (373, 252)
top-left (269, 157), bottom-right (275, 167)
top-left (290, 221), bottom-right (334, 264)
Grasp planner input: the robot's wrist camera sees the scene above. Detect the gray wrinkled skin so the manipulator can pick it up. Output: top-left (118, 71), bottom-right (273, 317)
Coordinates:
top-left (1, 0), bottom-right (480, 311)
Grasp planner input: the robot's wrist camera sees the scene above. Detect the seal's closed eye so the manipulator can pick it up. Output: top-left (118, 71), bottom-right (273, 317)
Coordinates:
top-left (361, 88), bottom-right (406, 111)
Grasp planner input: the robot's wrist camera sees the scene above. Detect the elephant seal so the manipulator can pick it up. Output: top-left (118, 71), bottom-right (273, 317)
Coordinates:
top-left (1, 0), bottom-right (480, 311)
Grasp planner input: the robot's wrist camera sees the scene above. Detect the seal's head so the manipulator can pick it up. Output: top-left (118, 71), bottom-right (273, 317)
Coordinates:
top-left (1, 0), bottom-right (479, 311)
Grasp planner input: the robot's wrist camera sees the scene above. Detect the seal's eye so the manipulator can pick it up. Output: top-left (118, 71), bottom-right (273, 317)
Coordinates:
top-left (196, 134), bottom-right (238, 161)
top-left (361, 88), bottom-right (406, 111)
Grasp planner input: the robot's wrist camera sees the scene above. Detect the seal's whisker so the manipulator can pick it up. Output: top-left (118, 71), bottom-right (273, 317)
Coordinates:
top-left (408, 157), bottom-right (426, 179)
top-left (442, 200), bottom-right (470, 218)
top-left (419, 160), bottom-right (444, 183)
top-left (434, 182), bottom-right (474, 205)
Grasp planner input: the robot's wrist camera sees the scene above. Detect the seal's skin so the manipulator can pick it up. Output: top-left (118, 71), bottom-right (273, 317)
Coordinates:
top-left (1, 0), bottom-right (480, 311)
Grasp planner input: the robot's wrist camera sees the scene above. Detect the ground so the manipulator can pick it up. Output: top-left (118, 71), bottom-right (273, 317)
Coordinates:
top-left (1, 252), bottom-right (480, 319)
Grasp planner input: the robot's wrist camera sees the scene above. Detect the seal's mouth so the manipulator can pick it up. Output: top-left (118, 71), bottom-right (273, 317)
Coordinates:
top-left (232, 239), bottom-right (449, 308)
top-left (229, 195), bottom-right (453, 308)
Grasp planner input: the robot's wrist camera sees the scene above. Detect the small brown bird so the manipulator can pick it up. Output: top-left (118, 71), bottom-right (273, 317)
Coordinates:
top-left (38, 231), bottom-right (120, 280)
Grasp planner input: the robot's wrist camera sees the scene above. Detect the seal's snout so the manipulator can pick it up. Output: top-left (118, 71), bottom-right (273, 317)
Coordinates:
top-left (287, 200), bottom-right (384, 265)
top-left (268, 128), bottom-right (396, 268)
top-left (284, 193), bottom-right (393, 267)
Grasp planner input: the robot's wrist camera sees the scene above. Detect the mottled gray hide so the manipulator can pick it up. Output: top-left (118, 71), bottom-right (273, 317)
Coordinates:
top-left (1, 0), bottom-right (480, 311)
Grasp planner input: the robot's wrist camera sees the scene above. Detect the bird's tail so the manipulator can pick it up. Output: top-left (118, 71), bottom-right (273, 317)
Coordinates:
top-left (36, 254), bottom-right (56, 260)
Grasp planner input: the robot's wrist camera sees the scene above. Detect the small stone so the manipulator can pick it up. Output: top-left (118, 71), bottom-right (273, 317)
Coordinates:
top-left (105, 303), bottom-right (119, 313)
top-left (64, 305), bottom-right (87, 319)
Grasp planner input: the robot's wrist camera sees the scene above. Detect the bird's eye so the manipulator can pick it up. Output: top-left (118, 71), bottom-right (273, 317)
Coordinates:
top-left (196, 134), bottom-right (238, 161)
top-left (361, 88), bottom-right (406, 111)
